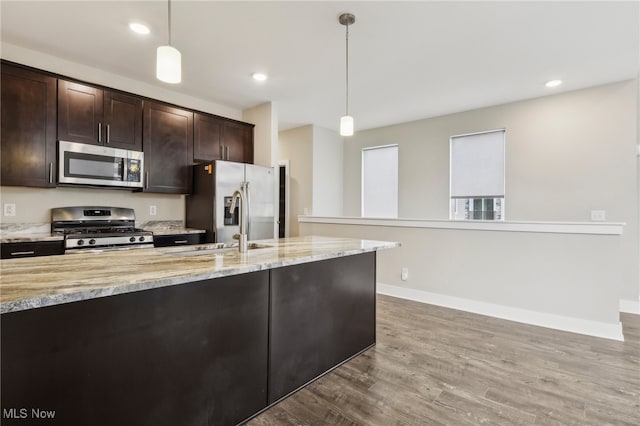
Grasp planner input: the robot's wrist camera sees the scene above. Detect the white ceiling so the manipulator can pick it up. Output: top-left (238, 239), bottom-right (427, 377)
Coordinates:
top-left (2, 1), bottom-right (638, 132)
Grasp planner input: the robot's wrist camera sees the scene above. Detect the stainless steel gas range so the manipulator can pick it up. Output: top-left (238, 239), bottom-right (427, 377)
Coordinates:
top-left (51, 206), bottom-right (153, 253)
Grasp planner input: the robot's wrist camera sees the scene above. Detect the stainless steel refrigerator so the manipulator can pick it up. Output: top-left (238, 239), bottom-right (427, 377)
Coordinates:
top-left (186, 161), bottom-right (276, 243)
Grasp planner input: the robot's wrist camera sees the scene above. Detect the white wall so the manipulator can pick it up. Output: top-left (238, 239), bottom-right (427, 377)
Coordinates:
top-left (278, 125), bottom-right (344, 235)
top-left (312, 126), bottom-right (343, 216)
top-left (300, 221), bottom-right (624, 340)
top-left (341, 80), bottom-right (639, 307)
top-left (0, 186), bottom-right (183, 224)
top-left (278, 125), bottom-right (313, 236)
top-left (243, 102), bottom-right (278, 168)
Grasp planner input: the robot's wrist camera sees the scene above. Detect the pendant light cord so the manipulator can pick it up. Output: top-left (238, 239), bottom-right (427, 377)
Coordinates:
top-left (345, 22), bottom-right (349, 115)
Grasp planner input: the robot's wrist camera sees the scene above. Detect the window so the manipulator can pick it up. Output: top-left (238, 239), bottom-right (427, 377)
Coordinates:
top-left (450, 129), bottom-right (505, 220)
top-left (362, 144), bottom-right (398, 218)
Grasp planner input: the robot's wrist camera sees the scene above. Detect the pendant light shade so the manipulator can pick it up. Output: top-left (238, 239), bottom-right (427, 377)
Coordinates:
top-left (340, 115), bottom-right (354, 137)
top-left (156, 0), bottom-right (181, 84)
top-left (339, 13), bottom-right (355, 137)
top-left (157, 45), bottom-right (181, 83)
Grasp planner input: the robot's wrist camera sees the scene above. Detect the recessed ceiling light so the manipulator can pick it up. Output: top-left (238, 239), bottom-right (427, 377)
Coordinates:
top-left (252, 72), bottom-right (268, 82)
top-left (129, 22), bottom-right (150, 35)
top-left (545, 79), bottom-right (563, 88)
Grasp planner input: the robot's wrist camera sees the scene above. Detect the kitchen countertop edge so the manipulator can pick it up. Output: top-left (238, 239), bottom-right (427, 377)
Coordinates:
top-left (1, 236), bottom-right (399, 314)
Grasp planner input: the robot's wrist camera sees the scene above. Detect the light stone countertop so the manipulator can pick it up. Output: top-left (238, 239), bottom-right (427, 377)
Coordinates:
top-left (0, 223), bottom-right (63, 243)
top-left (139, 220), bottom-right (206, 236)
top-left (0, 236), bottom-right (399, 314)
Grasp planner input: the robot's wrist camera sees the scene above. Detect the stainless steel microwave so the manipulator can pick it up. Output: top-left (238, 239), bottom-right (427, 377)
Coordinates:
top-left (58, 141), bottom-right (144, 189)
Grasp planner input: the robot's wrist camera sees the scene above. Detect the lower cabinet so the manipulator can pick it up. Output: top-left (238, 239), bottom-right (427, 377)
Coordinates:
top-left (1, 271), bottom-right (269, 426)
top-left (0, 253), bottom-right (376, 425)
top-left (152, 233), bottom-right (204, 247)
top-left (269, 252), bottom-right (376, 403)
top-left (1, 241), bottom-right (64, 259)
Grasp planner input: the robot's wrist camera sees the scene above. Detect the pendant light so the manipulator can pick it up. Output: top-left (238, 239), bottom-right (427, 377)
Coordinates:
top-left (339, 13), bottom-right (355, 137)
top-left (157, 0), bottom-right (181, 84)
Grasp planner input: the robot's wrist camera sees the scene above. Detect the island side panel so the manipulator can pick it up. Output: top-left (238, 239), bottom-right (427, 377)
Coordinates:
top-left (268, 251), bottom-right (376, 403)
top-left (1, 271), bottom-right (269, 426)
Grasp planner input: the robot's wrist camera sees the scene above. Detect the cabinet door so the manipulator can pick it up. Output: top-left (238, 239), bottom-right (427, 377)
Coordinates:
top-left (223, 121), bottom-right (254, 163)
top-left (103, 91), bottom-right (142, 150)
top-left (193, 112), bottom-right (223, 162)
top-left (58, 80), bottom-right (104, 145)
top-left (0, 63), bottom-right (57, 187)
top-left (143, 101), bottom-right (193, 193)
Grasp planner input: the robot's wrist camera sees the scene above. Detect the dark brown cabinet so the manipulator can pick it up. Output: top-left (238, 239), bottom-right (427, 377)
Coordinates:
top-left (269, 252), bottom-right (376, 403)
top-left (143, 101), bottom-right (193, 193)
top-left (1, 271), bottom-right (270, 426)
top-left (58, 80), bottom-right (142, 150)
top-left (152, 233), bottom-right (204, 247)
top-left (1, 63), bottom-right (57, 188)
top-left (1, 241), bottom-right (64, 259)
top-left (193, 112), bottom-right (224, 162)
top-left (224, 120), bottom-right (254, 163)
top-left (194, 113), bottom-right (254, 164)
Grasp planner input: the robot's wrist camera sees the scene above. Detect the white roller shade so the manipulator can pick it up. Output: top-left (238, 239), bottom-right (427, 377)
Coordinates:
top-left (450, 130), bottom-right (505, 198)
top-left (362, 145), bottom-right (398, 218)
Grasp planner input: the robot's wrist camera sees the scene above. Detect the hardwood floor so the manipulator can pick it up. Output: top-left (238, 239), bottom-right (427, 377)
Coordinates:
top-left (248, 294), bottom-right (640, 426)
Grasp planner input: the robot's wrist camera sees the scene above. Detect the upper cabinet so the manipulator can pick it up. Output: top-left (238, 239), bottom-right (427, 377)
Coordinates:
top-left (143, 101), bottom-right (194, 194)
top-left (194, 112), bottom-right (224, 162)
top-left (1, 63), bottom-right (57, 187)
top-left (223, 120), bottom-right (254, 164)
top-left (194, 113), bottom-right (254, 164)
top-left (58, 80), bottom-right (142, 150)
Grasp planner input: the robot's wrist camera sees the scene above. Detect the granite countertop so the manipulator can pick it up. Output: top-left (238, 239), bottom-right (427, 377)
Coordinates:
top-left (0, 221), bottom-right (205, 243)
top-left (0, 236), bottom-right (399, 314)
top-left (139, 220), bottom-right (206, 236)
top-left (0, 223), bottom-right (63, 243)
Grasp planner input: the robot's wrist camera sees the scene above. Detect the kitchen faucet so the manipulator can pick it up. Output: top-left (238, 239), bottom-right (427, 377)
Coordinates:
top-left (229, 183), bottom-right (248, 253)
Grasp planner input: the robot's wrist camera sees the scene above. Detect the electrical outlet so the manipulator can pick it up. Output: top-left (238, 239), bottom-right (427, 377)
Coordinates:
top-left (149, 205), bottom-right (157, 216)
top-left (401, 267), bottom-right (409, 281)
top-left (4, 203), bottom-right (16, 217)
top-left (590, 210), bottom-right (606, 221)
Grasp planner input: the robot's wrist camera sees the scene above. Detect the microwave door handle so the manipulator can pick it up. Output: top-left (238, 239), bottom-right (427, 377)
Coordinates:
top-left (122, 158), bottom-right (127, 182)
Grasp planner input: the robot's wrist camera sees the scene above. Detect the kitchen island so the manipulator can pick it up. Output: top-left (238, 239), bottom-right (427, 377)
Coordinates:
top-left (0, 236), bottom-right (398, 426)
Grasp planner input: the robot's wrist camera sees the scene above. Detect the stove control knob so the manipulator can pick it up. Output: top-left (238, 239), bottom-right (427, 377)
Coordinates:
top-left (89, 239), bottom-right (96, 245)
top-left (77, 239), bottom-right (85, 246)
top-left (139, 236), bottom-right (146, 242)
top-left (129, 237), bottom-right (136, 243)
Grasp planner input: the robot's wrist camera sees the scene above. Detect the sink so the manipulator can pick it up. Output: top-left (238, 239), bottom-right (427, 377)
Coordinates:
top-left (165, 242), bottom-right (273, 257)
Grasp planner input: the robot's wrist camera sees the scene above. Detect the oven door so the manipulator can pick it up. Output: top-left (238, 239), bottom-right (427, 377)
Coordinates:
top-left (58, 140), bottom-right (144, 188)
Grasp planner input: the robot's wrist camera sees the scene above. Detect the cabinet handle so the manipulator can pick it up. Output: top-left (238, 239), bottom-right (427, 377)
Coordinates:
top-left (173, 240), bottom-right (188, 244)
top-left (11, 251), bottom-right (35, 256)
top-left (220, 145), bottom-right (223, 159)
top-left (225, 145), bottom-right (229, 160)
top-left (106, 124), bottom-right (110, 144)
top-left (98, 122), bottom-right (102, 142)
top-left (49, 162), bottom-right (53, 184)
top-left (145, 172), bottom-right (149, 189)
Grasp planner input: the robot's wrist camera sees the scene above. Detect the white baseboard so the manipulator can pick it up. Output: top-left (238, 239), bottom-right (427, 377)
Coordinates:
top-left (377, 283), bottom-right (624, 342)
top-left (620, 298), bottom-right (640, 314)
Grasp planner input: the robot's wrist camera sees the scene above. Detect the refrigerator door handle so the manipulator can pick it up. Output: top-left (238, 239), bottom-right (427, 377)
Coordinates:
top-left (243, 181), bottom-right (251, 238)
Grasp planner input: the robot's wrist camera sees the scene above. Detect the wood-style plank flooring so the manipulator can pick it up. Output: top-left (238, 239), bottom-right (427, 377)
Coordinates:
top-left (248, 294), bottom-right (640, 425)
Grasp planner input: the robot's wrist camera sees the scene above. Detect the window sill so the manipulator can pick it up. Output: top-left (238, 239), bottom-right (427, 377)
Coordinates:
top-left (298, 216), bottom-right (625, 235)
